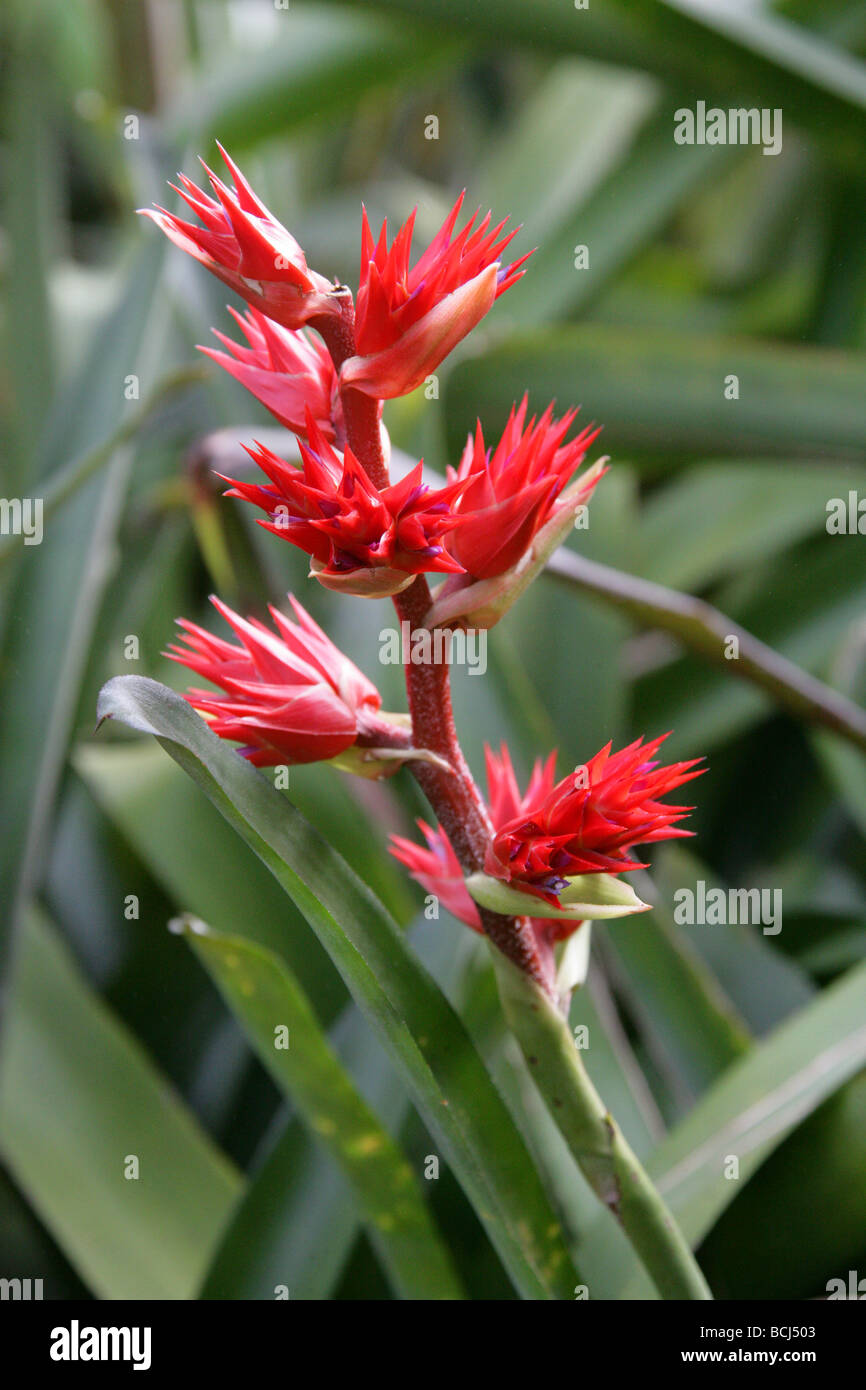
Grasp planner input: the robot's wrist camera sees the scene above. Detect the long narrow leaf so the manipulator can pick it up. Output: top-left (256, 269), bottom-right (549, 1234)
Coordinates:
top-left (593, 960), bottom-right (866, 1296)
top-left (176, 914), bottom-right (462, 1300)
top-left (548, 548), bottom-right (866, 757)
top-left (0, 908), bottom-right (241, 1299)
top-left (445, 325), bottom-right (866, 464)
top-left (325, 0), bottom-right (866, 155)
top-left (95, 675), bottom-right (578, 1300)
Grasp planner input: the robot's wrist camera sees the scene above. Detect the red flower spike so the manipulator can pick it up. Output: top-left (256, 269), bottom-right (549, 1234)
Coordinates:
top-left (488, 734), bottom-right (705, 906)
top-left (340, 192), bottom-right (531, 399)
top-left (165, 593), bottom-right (385, 766)
top-left (391, 744), bottom-right (575, 945)
top-left (223, 412), bottom-right (469, 596)
top-left (446, 396), bottom-right (604, 579)
top-left (139, 145), bottom-right (339, 330)
top-left (201, 306), bottom-right (343, 444)
top-left (425, 397), bottom-right (608, 630)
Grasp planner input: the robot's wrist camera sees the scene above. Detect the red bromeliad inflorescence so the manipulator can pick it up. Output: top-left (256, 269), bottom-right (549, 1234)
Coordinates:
top-left (487, 735), bottom-right (705, 905)
top-left (446, 395), bottom-right (604, 580)
top-left (145, 147), bottom-right (705, 993)
top-left (391, 745), bottom-right (574, 945)
top-left (201, 307), bottom-right (343, 444)
top-left (165, 594), bottom-right (387, 766)
top-left (223, 413), bottom-right (469, 596)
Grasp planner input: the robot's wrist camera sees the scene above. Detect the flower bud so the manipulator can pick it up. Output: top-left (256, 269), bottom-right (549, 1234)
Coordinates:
top-left (339, 195), bottom-right (529, 400)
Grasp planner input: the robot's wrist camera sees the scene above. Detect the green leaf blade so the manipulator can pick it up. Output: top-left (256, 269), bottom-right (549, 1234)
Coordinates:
top-left (176, 914), bottom-right (463, 1301)
top-left (0, 909), bottom-right (241, 1300)
top-left (95, 674), bottom-right (578, 1300)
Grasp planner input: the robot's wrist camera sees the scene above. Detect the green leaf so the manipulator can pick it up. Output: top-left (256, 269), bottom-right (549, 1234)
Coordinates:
top-left (201, 910), bottom-right (481, 1300)
top-left (0, 235), bottom-right (169, 987)
top-left (619, 960), bottom-right (866, 1296)
top-left (77, 741), bottom-right (461, 1297)
top-left (167, 11), bottom-right (463, 149)
top-left (646, 0), bottom-right (866, 156)
top-left (95, 675), bottom-right (578, 1300)
top-left (488, 106), bottom-right (730, 330)
top-left (175, 914), bottom-right (462, 1301)
top-left (698, 1071), bottom-right (866, 1299)
top-left (326, 0), bottom-right (866, 157)
top-left (811, 623), bottom-right (866, 835)
top-left (1, 10), bottom-right (56, 496)
top-left (636, 461), bottom-right (866, 592)
top-left (658, 957), bottom-right (866, 1223)
top-left (466, 871), bottom-right (650, 922)
top-left (599, 893), bottom-right (752, 1111)
top-left (814, 728), bottom-right (866, 838)
top-left (651, 846), bottom-right (815, 1036)
top-left (0, 1166), bottom-right (89, 1300)
top-left (479, 60), bottom-right (653, 237)
top-left (444, 325), bottom-right (866, 465)
top-left (0, 908), bottom-right (241, 1299)
top-left (200, 1000), bottom-right (397, 1301)
top-left (201, 1110), bottom-right (359, 1301)
top-left (0, 365), bottom-right (206, 573)
top-left (75, 740), bottom-right (345, 1021)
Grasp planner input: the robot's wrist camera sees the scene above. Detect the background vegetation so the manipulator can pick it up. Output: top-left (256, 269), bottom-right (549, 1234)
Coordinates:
top-left (1, 0), bottom-right (866, 1300)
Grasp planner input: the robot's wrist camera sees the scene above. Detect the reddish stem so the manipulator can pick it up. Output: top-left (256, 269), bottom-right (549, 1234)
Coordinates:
top-left (393, 578), bottom-right (549, 984)
top-left (316, 296), bottom-right (551, 990)
top-left (312, 300), bottom-right (387, 489)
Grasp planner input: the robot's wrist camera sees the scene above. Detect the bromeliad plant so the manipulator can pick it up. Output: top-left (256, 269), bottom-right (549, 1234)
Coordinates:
top-left (103, 147), bottom-right (711, 1299)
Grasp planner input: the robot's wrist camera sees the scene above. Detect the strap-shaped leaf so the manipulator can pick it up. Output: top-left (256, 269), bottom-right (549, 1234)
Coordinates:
top-left (96, 675), bottom-right (578, 1300)
top-left (0, 908), bottom-right (241, 1300)
top-left (652, 960), bottom-right (866, 1247)
top-left (582, 959), bottom-right (866, 1297)
top-left (323, 0), bottom-right (866, 155)
top-left (444, 325), bottom-right (866, 465)
top-left (174, 914), bottom-right (462, 1301)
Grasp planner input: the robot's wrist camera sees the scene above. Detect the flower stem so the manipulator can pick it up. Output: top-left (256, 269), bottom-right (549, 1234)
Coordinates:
top-left (312, 299), bottom-right (387, 489)
top-left (491, 949), bottom-right (713, 1300)
top-left (393, 578), bottom-right (550, 985)
top-left (320, 297), bottom-right (550, 989)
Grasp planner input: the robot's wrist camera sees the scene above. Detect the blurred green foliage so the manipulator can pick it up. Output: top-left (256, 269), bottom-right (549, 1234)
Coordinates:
top-left (1, 0), bottom-right (866, 1300)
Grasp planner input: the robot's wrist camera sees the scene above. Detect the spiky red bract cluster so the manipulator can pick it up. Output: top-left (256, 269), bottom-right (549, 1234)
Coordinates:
top-left (446, 395), bottom-right (603, 579)
top-left (139, 145), bottom-right (338, 330)
top-left (341, 193), bottom-right (531, 398)
top-left (223, 414), bottom-right (468, 593)
top-left (165, 594), bottom-right (381, 766)
top-left (391, 745), bottom-right (576, 943)
top-left (355, 192), bottom-right (527, 356)
top-left (201, 307), bottom-right (342, 443)
top-left (489, 735), bottom-right (705, 904)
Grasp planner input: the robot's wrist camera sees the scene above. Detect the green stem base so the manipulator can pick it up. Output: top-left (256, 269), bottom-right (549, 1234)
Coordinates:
top-left (491, 948), bottom-right (713, 1301)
